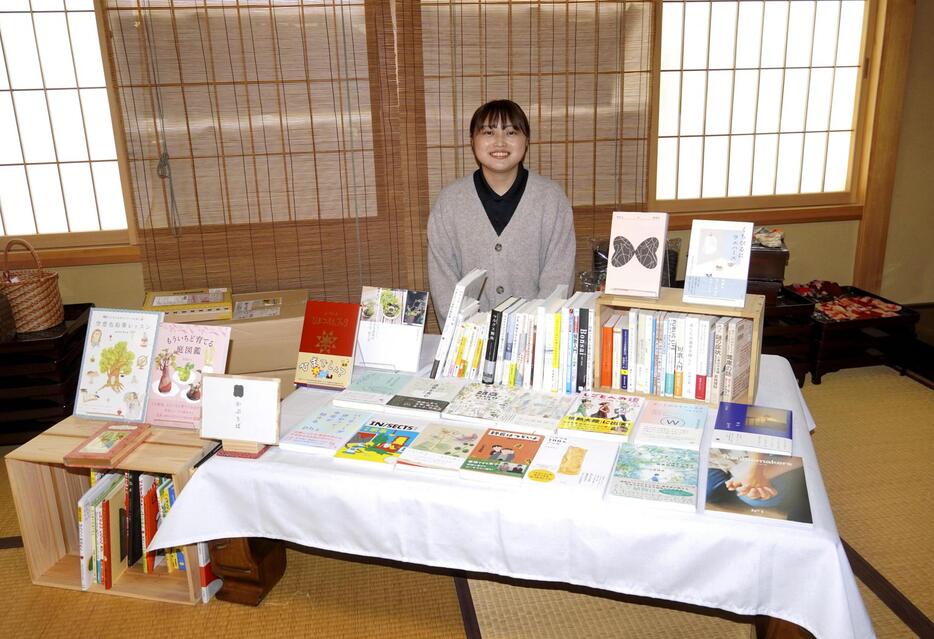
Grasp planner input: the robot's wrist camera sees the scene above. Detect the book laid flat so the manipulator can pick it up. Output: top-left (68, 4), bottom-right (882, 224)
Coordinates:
top-left (333, 417), bottom-right (424, 469)
top-left (396, 422), bottom-right (485, 475)
top-left (355, 287), bottom-right (428, 373)
top-left (605, 443), bottom-right (700, 511)
top-left (279, 405), bottom-right (373, 455)
top-left (557, 391), bottom-right (646, 440)
top-left (524, 434), bottom-right (618, 495)
top-left (384, 377), bottom-right (467, 419)
top-left (682, 220), bottom-right (754, 308)
top-left (604, 211), bottom-right (670, 298)
top-left (142, 287), bottom-right (233, 322)
top-left (441, 382), bottom-right (517, 425)
top-left (63, 422), bottom-right (151, 469)
top-left (706, 448), bottom-right (812, 525)
top-left (498, 389), bottom-right (576, 435)
top-left (632, 399), bottom-right (711, 450)
top-left (459, 428), bottom-right (544, 482)
top-left (295, 299), bottom-right (360, 389)
top-left (75, 308), bottom-right (162, 421)
top-left (331, 371), bottom-right (415, 412)
top-left (711, 401), bottom-right (793, 456)
top-left (145, 323), bottom-right (231, 429)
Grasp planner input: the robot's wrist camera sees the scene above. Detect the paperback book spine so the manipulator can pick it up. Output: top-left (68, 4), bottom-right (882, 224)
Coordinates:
top-left (576, 306), bottom-right (590, 392)
top-left (482, 306), bottom-right (504, 384)
top-left (432, 284), bottom-right (466, 378)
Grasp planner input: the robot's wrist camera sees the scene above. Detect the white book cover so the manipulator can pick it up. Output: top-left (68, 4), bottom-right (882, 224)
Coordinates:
top-left (605, 211), bottom-right (669, 298)
top-left (499, 389), bottom-right (576, 435)
top-left (332, 371), bottom-right (414, 412)
top-left (609, 313), bottom-right (623, 390)
top-left (728, 319), bottom-right (753, 402)
top-left (396, 422), bottom-right (485, 474)
top-left (385, 377), bottom-right (468, 418)
top-left (626, 308), bottom-right (639, 392)
top-left (683, 315), bottom-right (699, 399)
top-left (443, 320), bottom-right (469, 378)
top-left (356, 287), bottom-right (428, 373)
top-left (537, 296), bottom-right (567, 392)
top-left (722, 318), bottom-right (742, 401)
top-left (694, 315), bottom-right (716, 402)
top-left (279, 405), bottom-right (373, 455)
top-left (605, 443), bottom-right (700, 511)
top-left (524, 434), bottom-right (619, 495)
top-left (494, 298), bottom-right (526, 385)
top-left (633, 399), bottom-right (710, 450)
top-left (442, 382), bottom-right (518, 425)
top-left (557, 292), bottom-right (583, 394)
top-left (432, 268), bottom-right (486, 378)
top-left (709, 317), bottom-right (730, 403)
top-left (683, 220), bottom-right (754, 308)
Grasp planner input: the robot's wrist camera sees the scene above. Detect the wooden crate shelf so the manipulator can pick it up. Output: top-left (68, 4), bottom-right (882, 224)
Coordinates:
top-left (5, 416), bottom-right (215, 605)
top-left (592, 287), bottom-right (765, 404)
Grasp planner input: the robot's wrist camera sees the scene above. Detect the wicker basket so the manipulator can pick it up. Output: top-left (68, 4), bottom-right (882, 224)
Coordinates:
top-left (1, 239), bottom-right (65, 333)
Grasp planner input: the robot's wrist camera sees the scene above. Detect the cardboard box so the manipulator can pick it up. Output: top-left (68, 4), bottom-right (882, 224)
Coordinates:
top-left (203, 289), bottom-right (308, 375)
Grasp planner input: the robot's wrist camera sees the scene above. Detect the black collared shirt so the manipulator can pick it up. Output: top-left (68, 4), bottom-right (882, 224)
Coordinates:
top-left (473, 166), bottom-right (529, 236)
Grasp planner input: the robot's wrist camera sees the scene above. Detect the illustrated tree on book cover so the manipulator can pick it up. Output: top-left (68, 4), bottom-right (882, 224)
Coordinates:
top-left (99, 341), bottom-right (135, 393)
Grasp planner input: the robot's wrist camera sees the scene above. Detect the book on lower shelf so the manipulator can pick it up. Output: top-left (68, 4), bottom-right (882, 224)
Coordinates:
top-left (604, 443), bottom-right (700, 511)
top-left (524, 434), bottom-right (618, 495)
top-left (557, 391), bottom-right (645, 440)
top-left (459, 428), bottom-right (545, 482)
top-left (711, 402), bottom-right (793, 456)
top-left (279, 405), bottom-right (373, 455)
top-left (395, 422), bottom-right (485, 476)
top-left (332, 418), bottom-right (424, 469)
top-left (705, 448), bottom-right (812, 525)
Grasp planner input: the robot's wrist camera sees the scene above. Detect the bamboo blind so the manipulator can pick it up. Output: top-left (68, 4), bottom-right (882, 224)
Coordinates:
top-left (104, 0), bottom-right (654, 305)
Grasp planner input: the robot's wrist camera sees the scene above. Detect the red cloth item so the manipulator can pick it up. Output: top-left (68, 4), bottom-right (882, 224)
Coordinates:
top-left (789, 280), bottom-right (902, 321)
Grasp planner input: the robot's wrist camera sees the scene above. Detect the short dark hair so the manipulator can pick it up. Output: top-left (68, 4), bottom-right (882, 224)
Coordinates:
top-left (469, 100), bottom-right (530, 138)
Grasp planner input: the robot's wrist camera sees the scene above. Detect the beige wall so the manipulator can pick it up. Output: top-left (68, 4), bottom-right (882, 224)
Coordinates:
top-left (882, 0), bottom-right (934, 304)
top-left (52, 262), bottom-right (145, 308)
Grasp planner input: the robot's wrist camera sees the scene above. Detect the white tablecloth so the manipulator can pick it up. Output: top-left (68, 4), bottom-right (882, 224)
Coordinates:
top-left (152, 347), bottom-right (871, 639)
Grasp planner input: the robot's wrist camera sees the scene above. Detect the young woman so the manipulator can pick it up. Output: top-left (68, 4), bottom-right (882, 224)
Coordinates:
top-left (427, 100), bottom-right (576, 325)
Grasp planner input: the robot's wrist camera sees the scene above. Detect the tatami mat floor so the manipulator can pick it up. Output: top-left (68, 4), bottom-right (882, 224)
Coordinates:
top-left (1, 365), bottom-right (930, 638)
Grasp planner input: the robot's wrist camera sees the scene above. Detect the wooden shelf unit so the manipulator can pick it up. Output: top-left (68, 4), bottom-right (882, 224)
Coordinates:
top-left (5, 417), bottom-right (215, 605)
top-left (592, 288), bottom-right (766, 404)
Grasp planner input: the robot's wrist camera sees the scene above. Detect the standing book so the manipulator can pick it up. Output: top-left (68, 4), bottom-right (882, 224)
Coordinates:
top-left (279, 405), bottom-right (373, 455)
top-left (75, 308), bottom-right (162, 421)
top-left (711, 402), bottom-right (793, 456)
top-left (295, 300), bottom-right (360, 389)
top-left (145, 323), bottom-right (231, 429)
top-left (604, 211), bottom-right (669, 298)
top-left (333, 418), bottom-right (424, 469)
top-left (682, 220), bottom-right (754, 308)
top-left (396, 422), bottom-right (485, 475)
top-left (459, 428), bottom-right (545, 482)
top-left (557, 391), bottom-right (645, 441)
top-left (355, 287), bottom-right (428, 372)
top-left (605, 443), bottom-right (700, 511)
top-left (385, 377), bottom-right (467, 419)
top-left (524, 434), bottom-right (618, 495)
top-left (633, 399), bottom-right (710, 450)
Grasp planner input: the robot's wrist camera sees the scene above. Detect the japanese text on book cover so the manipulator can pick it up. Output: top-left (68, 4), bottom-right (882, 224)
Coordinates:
top-left (295, 300), bottom-right (360, 389)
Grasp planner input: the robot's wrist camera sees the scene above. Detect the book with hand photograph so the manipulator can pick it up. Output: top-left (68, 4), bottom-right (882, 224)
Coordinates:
top-left (396, 422), bottom-right (485, 475)
top-left (279, 405), bottom-right (373, 455)
top-left (558, 391), bottom-right (645, 440)
top-left (682, 220), bottom-right (754, 308)
top-left (355, 287), bottom-right (428, 373)
top-left (333, 418), bottom-right (424, 469)
top-left (712, 402), bottom-right (793, 456)
top-left (605, 211), bottom-right (669, 298)
top-left (605, 443), bottom-right (700, 511)
top-left (295, 300), bottom-right (360, 389)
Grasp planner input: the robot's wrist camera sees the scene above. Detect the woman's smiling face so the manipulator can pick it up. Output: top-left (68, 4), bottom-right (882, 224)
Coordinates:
top-left (471, 118), bottom-right (528, 178)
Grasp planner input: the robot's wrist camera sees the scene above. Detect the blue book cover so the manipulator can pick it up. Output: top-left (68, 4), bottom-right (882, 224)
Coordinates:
top-left (712, 402), bottom-right (793, 455)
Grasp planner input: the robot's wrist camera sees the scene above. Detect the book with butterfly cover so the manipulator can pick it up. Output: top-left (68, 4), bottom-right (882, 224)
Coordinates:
top-left (605, 211), bottom-right (670, 298)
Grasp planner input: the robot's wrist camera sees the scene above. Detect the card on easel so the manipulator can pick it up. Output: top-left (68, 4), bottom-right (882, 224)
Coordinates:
top-left (200, 374), bottom-right (280, 448)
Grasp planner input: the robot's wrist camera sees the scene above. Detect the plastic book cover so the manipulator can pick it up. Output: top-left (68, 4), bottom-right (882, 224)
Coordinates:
top-left (706, 448), bottom-right (812, 524)
top-left (75, 308), bottom-right (162, 422)
top-left (279, 405), bottom-right (372, 455)
top-left (295, 300), bottom-right (360, 389)
top-left (683, 220), bottom-right (754, 307)
top-left (712, 402), bottom-right (793, 456)
top-left (558, 391), bottom-right (645, 440)
top-left (396, 422), bottom-right (485, 473)
top-left (442, 382), bottom-right (518, 424)
top-left (460, 428), bottom-right (544, 480)
top-left (605, 211), bottom-right (669, 298)
top-left (332, 371), bottom-right (414, 411)
top-left (524, 434), bottom-right (618, 494)
top-left (605, 443), bottom-right (699, 510)
top-left (145, 323), bottom-right (231, 429)
top-left (501, 390), bottom-right (576, 434)
top-left (333, 418), bottom-right (423, 467)
top-left (633, 400), bottom-right (710, 450)
top-left (386, 377), bottom-right (467, 416)
top-left (356, 287), bottom-right (428, 373)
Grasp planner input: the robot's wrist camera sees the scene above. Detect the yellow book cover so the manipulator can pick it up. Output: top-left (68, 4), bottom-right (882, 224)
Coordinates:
top-left (333, 419), bottom-right (422, 468)
top-left (156, 479), bottom-right (177, 572)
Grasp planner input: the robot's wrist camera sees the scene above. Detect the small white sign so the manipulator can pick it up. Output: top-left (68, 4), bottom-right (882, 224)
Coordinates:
top-left (200, 374), bottom-right (280, 445)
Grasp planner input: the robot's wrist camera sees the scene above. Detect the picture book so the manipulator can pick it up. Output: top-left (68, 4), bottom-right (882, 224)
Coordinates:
top-left (459, 428), bottom-right (544, 482)
top-left (706, 448), bottom-right (812, 525)
top-left (295, 300), bottom-right (360, 389)
top-left (604, 211), bottom-right (669, 298)
top-left (632, 400), bottom-right (711, 450)
top-left (432, 268), bottom-right (487, 378)
top-left (332, 418), bottom-right (424, 468)
top-left (279, 405), bottom-right (372, 455)
top-left (558, 391), bottom-right (645, 440)
top-left (605, 443), bottom-right (700, 511)
top-left (396, 422), bottom-right (485, 474)
top-left (75, 308), bottom-right (162, 421)
top-left (441, 382), bottom-right (517, 425)
top-left (711, 402), bottom-right (793, 456)
top-left (64, 422), bottom-right (151, 469)
top-left (385, 377), bottom-right (467, 418)
top-left (142, 287), bottom-right (232, 322)
top-left (331, 371), bottom-right (414, 412)
top-left (145, 323), bottom-right (231, 429)
top-left (356, 287), bottom-right (428, 373)
top-left (524, 434), bottom-right (618, 495)
top-left (77, 473), bottom-right (122, 590)
top-left (499, 389), bottom-right (576, 435)
top-left (683, 220), bottom-right (754, 308)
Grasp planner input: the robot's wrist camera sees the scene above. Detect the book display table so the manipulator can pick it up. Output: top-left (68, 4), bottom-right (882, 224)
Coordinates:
top-left (151, 348), bottom-right (872, 638)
